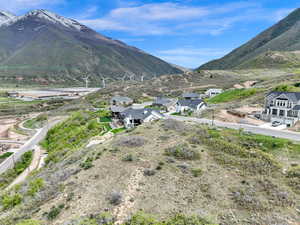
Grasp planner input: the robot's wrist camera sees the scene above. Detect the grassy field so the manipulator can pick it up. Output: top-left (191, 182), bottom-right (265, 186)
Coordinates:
top-left (207, 88), bottom-right (259, 104)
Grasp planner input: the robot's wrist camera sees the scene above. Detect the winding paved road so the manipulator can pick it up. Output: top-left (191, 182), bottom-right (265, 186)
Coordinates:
top-left (167, 115), bottom-right (300, 142)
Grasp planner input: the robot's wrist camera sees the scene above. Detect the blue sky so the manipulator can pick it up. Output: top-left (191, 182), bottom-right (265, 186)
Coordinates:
top-left (1, 0), bottom-right (299, 68)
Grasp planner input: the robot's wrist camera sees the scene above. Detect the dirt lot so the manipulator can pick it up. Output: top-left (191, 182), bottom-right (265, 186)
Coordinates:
top-left (217, 106), bottom-right (264, 125)
top-left (0, 117), bottom-right (28, 141)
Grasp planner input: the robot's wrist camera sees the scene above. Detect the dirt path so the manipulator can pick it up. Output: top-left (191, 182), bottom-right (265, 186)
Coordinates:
top-left (113, 168), bottom-right (144, 224)
top-left (7, 146), bottom-right (42, 190)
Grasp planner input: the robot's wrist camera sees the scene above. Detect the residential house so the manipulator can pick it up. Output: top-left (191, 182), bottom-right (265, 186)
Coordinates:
top-left (110, 105), bottom-right (126, 119)
top-left (120, 108), bottom-right (164, 129)
top-left (205, 89), bottom-right (223, 98)
top-left (110, 96), bottom-right (133, 106)
top-left (152, 97), bottom-right (177, 112)
top-left (261, 91), bottom-right (300, 126)
top-left (182, 92), bottom-right (200, 100)
top-left (176, 99), bottom-right (206, 113)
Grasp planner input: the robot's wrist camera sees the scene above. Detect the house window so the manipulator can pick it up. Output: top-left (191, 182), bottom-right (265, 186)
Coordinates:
top-left (279, 110), bottom-right (284, 116)
top-left (272, 109), bottom-right (277, 115)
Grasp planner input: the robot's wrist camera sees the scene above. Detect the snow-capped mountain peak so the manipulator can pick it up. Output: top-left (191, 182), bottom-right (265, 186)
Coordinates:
top-left (0, 9), bottom-right (84, 31)
top-left (0, 11), bottom-right (16, 25)
top-left (24, 9), bottom-right (83, 30)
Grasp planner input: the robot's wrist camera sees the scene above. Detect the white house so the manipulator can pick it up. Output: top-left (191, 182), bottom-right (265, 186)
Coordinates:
top-left (120, 108), bottom-right (164, 129)
top-left (176, 99), bottom-right (206, 113)
top-left (205, 89), bottom-right (223, 98)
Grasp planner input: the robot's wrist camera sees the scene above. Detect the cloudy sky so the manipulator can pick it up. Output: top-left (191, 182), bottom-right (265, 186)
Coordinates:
top-left (1, 0), bottom-right (298, 68)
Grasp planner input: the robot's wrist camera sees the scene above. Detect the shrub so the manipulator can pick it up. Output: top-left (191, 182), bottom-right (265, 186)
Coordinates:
top-left (108, 191), bottom-right (122, 205)
top-left (191, 168), bottom-right (203, 177)
top-left (1, 193), bottom-right (22, 210)
top-left (143, 169), bottom-right (156, 176)
top-left (27, 178), bottom-right (44, 196)
top-left (162, 119), bottom-right (187, 132)
top-left (165, 144), bottom-right (200, 160)
top-left (47, 204), bottom-right (65, 220)
top-left (80, 157), bottom-right (94, 170)
top-left (116, 136), bottom-right (146, 148)
top-left (122, 154), bottom-right (134, 162)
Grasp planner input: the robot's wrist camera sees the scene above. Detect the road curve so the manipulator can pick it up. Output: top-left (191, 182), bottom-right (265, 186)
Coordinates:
top-left (0, 120), bottom-right (61, 175)
top-left (166, 115), bottom-right (300, 142)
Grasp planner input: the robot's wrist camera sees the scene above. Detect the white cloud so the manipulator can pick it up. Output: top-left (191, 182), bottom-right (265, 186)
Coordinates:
top-left (78, 2), bottom-right (293, 36)
top-left (0, 0), bottom-right (63, 13)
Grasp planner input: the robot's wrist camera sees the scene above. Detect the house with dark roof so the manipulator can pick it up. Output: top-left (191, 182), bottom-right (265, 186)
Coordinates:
top-left (152, 97), bottom-right (177, 112)
top-left (261, 91), bottom-right (300, 126)
top-left (176, 99), bottom-right (206, 113)
top-left (120, 108), bottom-right (164, 129)
top-left (110, 96), bottom-right (133, 106)
top-left (182, 92), bottom-right (200, 100)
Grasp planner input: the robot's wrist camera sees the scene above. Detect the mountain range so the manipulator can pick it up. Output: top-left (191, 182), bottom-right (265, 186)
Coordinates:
top-left (0, 10), bottom-right (182, 85)
top-left (199, 8), bottom-right (300, 70)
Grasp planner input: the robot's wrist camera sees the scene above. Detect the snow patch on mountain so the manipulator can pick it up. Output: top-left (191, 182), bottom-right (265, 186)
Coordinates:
top-left (0, 11), bottom-right (16, 25)
top-left (1, 9), bottom-right (84, 31)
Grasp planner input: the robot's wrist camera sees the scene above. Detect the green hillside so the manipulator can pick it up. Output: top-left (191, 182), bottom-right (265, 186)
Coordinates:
top-left (198, 8), bottom-right (300, 70)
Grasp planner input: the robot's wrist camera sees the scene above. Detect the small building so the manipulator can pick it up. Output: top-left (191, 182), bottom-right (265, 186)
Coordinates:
top-left (182, 92), bottom-right (200, 100)
top-left (176, 99), bottom-right (206, 113)
top-left (110, 96), bottom-right (133, 106)
top-left (120, 108), bottom-right (164, 129)
top-left (205, 89), bottom-right (223, 98)
top-left (261, 91), bottom-right (300, 127)
top-left (152, 97), bottom-right (177, 112)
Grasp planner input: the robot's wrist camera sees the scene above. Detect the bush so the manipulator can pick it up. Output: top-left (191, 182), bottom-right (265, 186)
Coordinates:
top-left (165, 144), bottom-right (200, 160)
top-left (108, 191), bottom-right (122, 205)
top-left (191, 168), bottom-right (203, 177)
top-left (1, 193), bottom-right (22, 210)
top-left (116, 136), bottom-right (147, 148)
top-left (27, 178), bottom-right (44, 196)
top-left (47, 204), bottom-right (65, 220)
top-left (80, 157), bottom-right (94, 170)
top-left (143, 169), bottom-right (156, 176)
top-left (162, 119), bottom-right (187, 132)
top-left (122, 154), bottom-right (134, 162)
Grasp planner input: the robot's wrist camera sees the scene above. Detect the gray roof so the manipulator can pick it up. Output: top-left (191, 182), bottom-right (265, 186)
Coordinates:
top-left (267, 91), bottom-right (300, 103)
top-left (110, 105), bottom-right (126, 113)
top-left (153, 97), bottom-right (176, 106)
top-left (121, 108), bottom-right (163, 120)
top-left (177, 99), bottom-right (204, 109)
top-left (182, 93), bottom-right (199, 98)
top-left (110, 96), bottom-right (133, 104)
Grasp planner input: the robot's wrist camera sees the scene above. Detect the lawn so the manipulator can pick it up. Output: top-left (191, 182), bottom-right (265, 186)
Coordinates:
top-left (207, 88), bottom-right (258, 104)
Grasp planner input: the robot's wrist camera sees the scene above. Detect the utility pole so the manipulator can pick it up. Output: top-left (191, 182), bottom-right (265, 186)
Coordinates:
top-left (212, 109), bottom-right (215, 126)
top-left (83, 75), bottom-right (90, 88)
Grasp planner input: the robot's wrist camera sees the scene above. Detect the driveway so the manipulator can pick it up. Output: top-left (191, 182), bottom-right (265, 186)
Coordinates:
top-left (166, 115), bottom-right (300, 142)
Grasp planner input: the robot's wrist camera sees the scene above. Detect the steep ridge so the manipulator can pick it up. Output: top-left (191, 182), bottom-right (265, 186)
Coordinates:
top-left (198, 8), bottom-right (300, 70)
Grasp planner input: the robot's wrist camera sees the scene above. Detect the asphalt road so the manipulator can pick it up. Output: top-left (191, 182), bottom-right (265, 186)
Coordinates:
top-left (167, 115), bottom-right (300, 142)
top-left (0, 120), bottom-right (60, 175)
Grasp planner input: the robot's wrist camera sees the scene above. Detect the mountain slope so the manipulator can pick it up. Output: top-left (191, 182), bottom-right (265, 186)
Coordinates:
top-left (0, 10), bottom-right (182, 85)
top-left (199, 8), bottom-right (300, 70)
